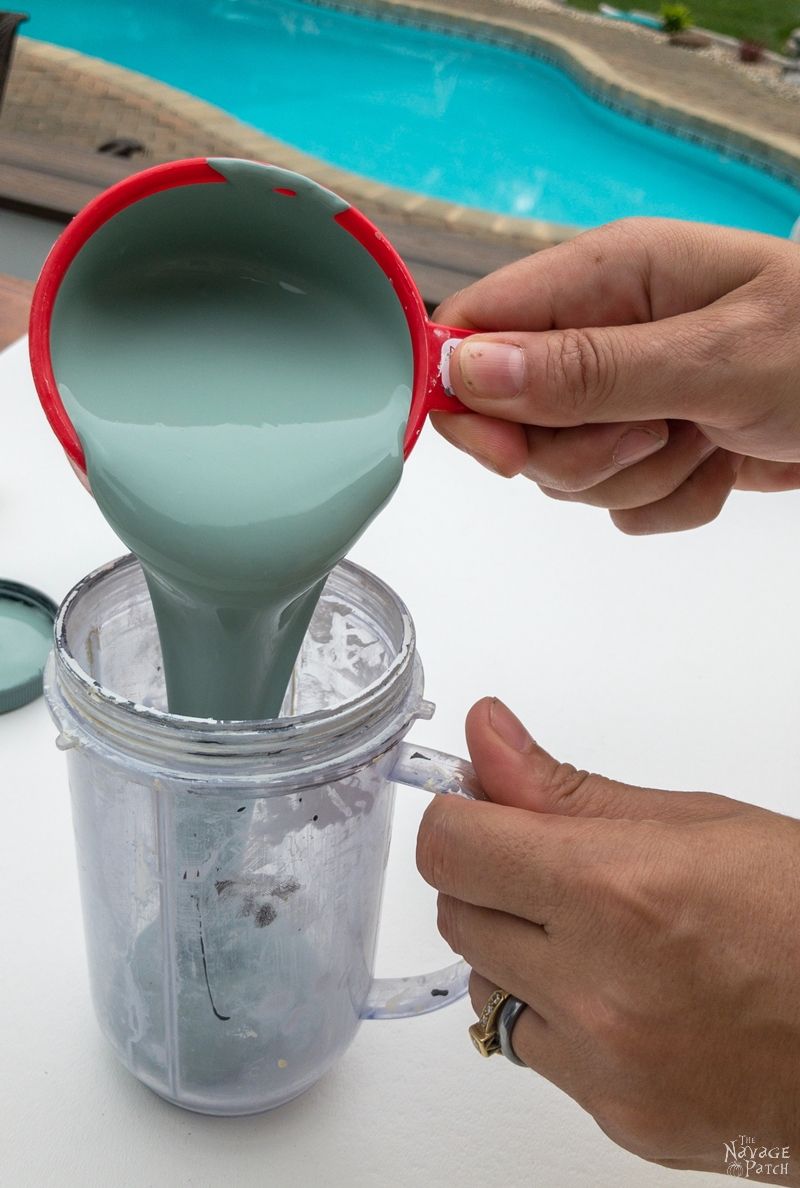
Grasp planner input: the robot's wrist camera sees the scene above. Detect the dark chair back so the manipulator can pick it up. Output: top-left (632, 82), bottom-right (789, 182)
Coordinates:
top-left (0, 12), bottom-right (29, 119)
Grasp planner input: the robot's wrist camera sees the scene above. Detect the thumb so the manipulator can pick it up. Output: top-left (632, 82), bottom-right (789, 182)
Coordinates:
top-left (449, 300), bottom-right (760, 432)
top-left (466, 697), bottom-right (736, 822)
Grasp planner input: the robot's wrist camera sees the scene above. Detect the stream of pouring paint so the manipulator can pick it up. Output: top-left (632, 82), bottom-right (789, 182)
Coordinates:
top-left (49, 160), bottom-right (413, 719)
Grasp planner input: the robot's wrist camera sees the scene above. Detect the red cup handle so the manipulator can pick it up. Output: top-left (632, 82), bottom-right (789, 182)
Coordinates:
top-left (403, 322), bottom-right (472, 458)
top-left (426, 323), bottom-right (472, 412)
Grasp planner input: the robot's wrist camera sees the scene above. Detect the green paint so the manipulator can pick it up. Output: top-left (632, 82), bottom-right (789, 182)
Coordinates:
top-left (50, 160), bottom-right (412, 719)
top-left (0, 598), bottom-right (53, 687)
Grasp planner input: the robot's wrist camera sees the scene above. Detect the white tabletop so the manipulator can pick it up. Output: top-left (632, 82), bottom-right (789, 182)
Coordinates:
top-left (2, 332), bottom-right (797, 1188)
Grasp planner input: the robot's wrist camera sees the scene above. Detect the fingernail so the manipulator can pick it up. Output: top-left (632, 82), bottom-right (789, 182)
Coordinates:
top-left (489, 698), bottom-right (532, 753)
top-left (459, 342), bottom-right (525, 399)
top-left (613, 427), bottom-right (666, 467)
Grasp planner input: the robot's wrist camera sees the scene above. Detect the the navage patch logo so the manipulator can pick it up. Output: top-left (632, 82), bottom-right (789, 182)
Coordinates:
top-left (724, 1135), bottom-right (790, 1178)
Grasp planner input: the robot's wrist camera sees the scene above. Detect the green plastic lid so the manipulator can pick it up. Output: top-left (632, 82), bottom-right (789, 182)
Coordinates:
top-left (0, 580), bottom-right (58, 713)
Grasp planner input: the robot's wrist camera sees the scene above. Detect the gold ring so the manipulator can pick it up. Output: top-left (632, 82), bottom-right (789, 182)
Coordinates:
top-left (468, 988), bottom-right (510, 1058)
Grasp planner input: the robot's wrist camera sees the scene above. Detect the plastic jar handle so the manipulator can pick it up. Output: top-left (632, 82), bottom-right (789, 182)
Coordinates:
top-left (360, 741), bottom-right (480, 1021)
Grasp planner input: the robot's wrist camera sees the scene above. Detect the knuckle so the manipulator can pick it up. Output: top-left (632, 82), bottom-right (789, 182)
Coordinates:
top-left (415, 800), bottom-right (456, 890)
top-left (683, 458), bottom-right (736, 524)
top-left (591, 216), bottom-right (648, 244)
top-left (488, 452), bottom-right (521, 480)
top-left (684, 301), bottom-right (776, 386)
top-left (536, 483), bottom-right (574, 502)
top-left (587, 825), bottom-right (685, 938)
top-left (609, 507), bottom-right (653, 536)
top-left (468, 971), bottom-right (484, 1012)
top-left (555, 473), bottom-right (588, 495)
top-left (577, 1011), bottom-right (668, 1159)
top-left (431, 286), bottom-right (468, 326)
top-left (593, 1098), bottom-right (663, 1161)
top-left (559, 772), bottom-right (623, 817)
top-left (545, 328), bottom-right (615, 418)
top-left (756, 262), bottom-right (800, 335)
top-left (541, 762), bottom-right (596, 811)
top-left (688, 309), bottom-right (745, 365)
top-left (678, 501), bottom-right (725, 532)
top-left (436, 893), bottom-right (460, 949)
top-left (608, 215), bottom-right (647, 236)
top-left (558, 455), bottom-right (604, 493)
top-left (526, 450), bottom-right (589, 494)
top-left (610, 451), bottom-right (736, 536)
top-left (575, 987), bottom-right (642, 1062)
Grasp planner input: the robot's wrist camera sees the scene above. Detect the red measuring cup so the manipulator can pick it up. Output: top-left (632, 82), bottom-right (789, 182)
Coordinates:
top-left (29, 157), bottom-right (471, 478)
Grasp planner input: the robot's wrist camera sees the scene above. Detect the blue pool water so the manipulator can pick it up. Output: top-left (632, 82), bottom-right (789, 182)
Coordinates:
top-left (24, 0), bottom-right (800, 233)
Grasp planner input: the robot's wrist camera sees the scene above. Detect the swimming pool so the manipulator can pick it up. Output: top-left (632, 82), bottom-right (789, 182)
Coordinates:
top-left (24, 0), bottom-right (800, 234)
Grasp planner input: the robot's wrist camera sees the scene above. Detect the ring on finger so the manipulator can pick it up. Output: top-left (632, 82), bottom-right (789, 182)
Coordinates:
top-left (469, 987), bottom-right (529, 1066)
top-left (468, 988), bottom-right (510, 1057)
top-left (497, 994), bottom-right (527, 1066)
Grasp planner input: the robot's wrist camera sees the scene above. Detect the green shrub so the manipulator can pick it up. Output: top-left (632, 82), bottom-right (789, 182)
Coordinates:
top-left (660, 3), bottom-right (692, 32)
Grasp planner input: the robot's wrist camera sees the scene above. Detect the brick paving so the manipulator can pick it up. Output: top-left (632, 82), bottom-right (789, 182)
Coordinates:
top-left (3, 39), bottom-right (246, 161)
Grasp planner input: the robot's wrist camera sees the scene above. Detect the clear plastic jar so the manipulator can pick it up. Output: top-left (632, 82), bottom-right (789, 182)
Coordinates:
top-left (45, 555), bottom-right (477, 1116)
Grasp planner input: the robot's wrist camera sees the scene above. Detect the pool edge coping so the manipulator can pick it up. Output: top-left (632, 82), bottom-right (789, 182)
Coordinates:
top-left (18, 2), bottom-right (800, 246)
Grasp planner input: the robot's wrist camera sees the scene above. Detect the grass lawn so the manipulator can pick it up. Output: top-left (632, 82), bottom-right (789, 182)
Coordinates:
top-left (566, 0), bottom-right (800, 52)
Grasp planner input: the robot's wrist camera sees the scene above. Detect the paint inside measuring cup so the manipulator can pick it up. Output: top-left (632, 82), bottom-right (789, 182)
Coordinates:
top-left (49, 159), bottom-right (413, 719)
